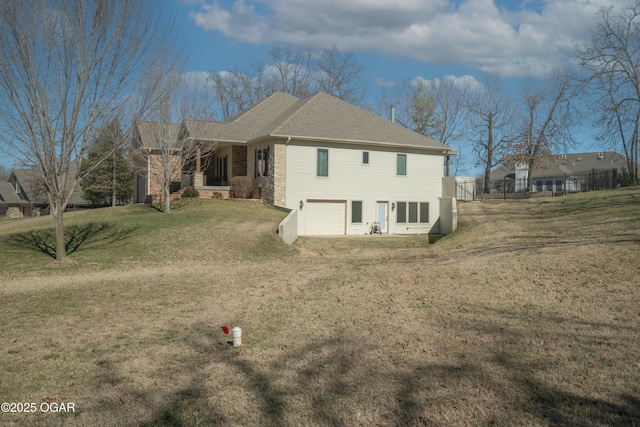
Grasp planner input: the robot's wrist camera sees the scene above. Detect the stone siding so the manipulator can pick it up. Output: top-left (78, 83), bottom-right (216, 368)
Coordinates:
top-left (273, 143), bottom-right (286, 206)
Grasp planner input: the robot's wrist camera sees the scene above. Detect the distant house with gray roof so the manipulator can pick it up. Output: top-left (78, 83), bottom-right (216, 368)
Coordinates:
top-left (488, 152), bottom-right (638, 194)
top-left (1, 165), bottom-right (90, 219)
top-left (133, 91), bottom-right (457, 237)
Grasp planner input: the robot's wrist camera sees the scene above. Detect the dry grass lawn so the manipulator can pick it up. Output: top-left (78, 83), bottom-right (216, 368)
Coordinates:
top-left (0, 190), bottom-right (639, 426)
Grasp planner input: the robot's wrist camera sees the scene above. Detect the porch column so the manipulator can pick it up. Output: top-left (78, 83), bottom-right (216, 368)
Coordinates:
top-left (196, 147), bottom-right (201, 173)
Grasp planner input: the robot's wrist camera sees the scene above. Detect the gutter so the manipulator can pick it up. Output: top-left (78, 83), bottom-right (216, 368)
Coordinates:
top-left (250, 134), bottom-right (456, 154)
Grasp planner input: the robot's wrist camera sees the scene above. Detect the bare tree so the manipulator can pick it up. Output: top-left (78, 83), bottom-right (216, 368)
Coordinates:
top-left (466, 75), bottom-right (516, 193)
top-left (263, 46), bottom-right (314, 98)
top-left (315, 44), bottom-right (366, 104)
top-left (380, 81), bottom-right (442, 139)
top-left (134, 71), bottom-right (217, 214)
top-left (575, 1), bottom-right (640, 182)
top-left (209, 45), bottom-right (366, 120)
top-left (428, 77), bottom-right (471, 176)
top-left (507, 74), bottom-right (578, 191)
top-left (209, 68), bottom-right (268, 120)
top-left (0, 163), bottom-right (10, 181)
top-left (0, 0), bottom-right (176, 264)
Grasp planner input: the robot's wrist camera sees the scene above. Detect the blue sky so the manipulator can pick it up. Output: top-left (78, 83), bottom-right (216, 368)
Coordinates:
top-left (0, 0), bottom-right (628, 174)
top-left (176, 0), bottom-right (621, 81)
top-left (171, 0), bottom-right (629, 174)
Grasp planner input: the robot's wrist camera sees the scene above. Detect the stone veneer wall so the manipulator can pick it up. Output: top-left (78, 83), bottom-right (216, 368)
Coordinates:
top-left (247, 142), bottom-right (276, 204)
top-left (273, 143), bottom-right (286, 207)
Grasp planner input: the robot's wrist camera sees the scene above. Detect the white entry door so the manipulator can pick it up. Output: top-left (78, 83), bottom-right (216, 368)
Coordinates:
top-left (376, 202), bottom-right (388, 233)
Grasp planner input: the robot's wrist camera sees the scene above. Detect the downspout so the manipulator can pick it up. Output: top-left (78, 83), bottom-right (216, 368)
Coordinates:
top-left (283, 136), bottom-right (292, 207)
top-left (146, 149), bottom-right (151, 199)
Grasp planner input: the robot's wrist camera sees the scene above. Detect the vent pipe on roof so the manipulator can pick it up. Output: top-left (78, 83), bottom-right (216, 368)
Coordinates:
top-left (390, 105), bottom-right (395, 123)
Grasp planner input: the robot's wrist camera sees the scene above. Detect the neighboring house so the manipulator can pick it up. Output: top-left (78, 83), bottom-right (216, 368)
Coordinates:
top-left (489, 152), bottom-right (638, 193)
top-left (0, 181), bottom-right (32, 218)
top-left (134, 91), bottom-right (456, 236)
top-left (1, 165), bottom-right (90, 218)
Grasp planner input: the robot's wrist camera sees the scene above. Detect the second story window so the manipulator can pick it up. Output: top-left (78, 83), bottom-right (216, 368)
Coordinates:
top-left (362, 151), bottom-right (369, 164)
top-left (397, 154), bottom-right (406, 176)
top-left (317, 149), bottom-right (328, 177)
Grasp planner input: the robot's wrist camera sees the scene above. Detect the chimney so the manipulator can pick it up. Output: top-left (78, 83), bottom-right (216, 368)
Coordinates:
top-left (390, 105), bottom-right (395, 123)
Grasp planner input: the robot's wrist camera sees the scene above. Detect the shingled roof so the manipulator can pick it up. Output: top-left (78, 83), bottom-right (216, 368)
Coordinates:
top-left (134, 122), bottom-right (184, 150)
top-left (8, 165), bottom-right (89, 206)
top-left (177, 92), bottom-right (452, 152)
top-left (0, 181), bottom-right (27, 205)
top-left (491, 152), bottom-right (637, 180)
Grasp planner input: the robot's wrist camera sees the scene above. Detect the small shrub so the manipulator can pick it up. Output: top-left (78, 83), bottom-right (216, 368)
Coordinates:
top-left (211, 192), bottom-right (223, 199)
top-left (181, 187), bottom-right (200, 198)
top-left (619, 168), bottom-right (635, 187)
top-left (231, 176), bottom-right (254, 199)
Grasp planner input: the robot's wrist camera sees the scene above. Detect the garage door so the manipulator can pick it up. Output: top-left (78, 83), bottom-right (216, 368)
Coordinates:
top-left (305, 200), bottom-right (346, 235)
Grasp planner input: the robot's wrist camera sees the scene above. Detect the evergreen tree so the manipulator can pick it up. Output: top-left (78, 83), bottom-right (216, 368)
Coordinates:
top-left (81, 119), bottom-right (132, 206)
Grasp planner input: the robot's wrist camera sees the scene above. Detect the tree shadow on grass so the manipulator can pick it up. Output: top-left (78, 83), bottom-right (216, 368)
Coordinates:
top-left (83, 312), bottom-right (640, 426)
top-left (4, 222), bottom-right (138, 259)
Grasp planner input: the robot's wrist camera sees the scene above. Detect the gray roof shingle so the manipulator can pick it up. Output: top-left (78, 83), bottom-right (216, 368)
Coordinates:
top-left (0, 181), bottom-right (26, 205)
top-left (135, 122), bottom-right (183, 150)
top-left (179, 92), bottom-right (452, 152)
top-left (491, 152), bottom-right (637, 180)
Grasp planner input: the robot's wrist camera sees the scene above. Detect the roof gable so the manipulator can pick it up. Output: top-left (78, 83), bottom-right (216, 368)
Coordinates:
top-left (0, 181), bottom-right (25, 205)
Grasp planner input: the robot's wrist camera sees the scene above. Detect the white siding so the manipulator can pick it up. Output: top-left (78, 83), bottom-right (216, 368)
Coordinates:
top-left (285, 142), bottom-right (445, 235)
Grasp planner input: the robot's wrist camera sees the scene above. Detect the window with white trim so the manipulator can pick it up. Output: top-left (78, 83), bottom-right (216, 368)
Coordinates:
top-left (396, 202), bottom-right (429, 224)
top-left (255, 147), bottom-right (269, 178)
top-left (351, 201), bottom-right (362, 223)
top-left (397, 154), bottom-right (407, 175)
top-left (317, 149), bottom-right (328, 177)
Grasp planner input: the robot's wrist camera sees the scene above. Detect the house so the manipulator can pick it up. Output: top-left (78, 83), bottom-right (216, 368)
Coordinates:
top-left (0, 180), bottom-right (32, 218)
top-left (1, 166), bottom-right (90, 218)
top-left (489, 152), bottom-right (638, 193)
top-left (134, 91), bottom-right (456, 236)
top-left (132, 122), bottom-right (185, 203)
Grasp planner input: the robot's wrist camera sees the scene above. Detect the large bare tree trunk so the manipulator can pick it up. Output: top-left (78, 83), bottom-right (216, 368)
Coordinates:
top-left (0, 0), bottom-right (179, 264)
top-left (53, 208), bottom-right (66, 263)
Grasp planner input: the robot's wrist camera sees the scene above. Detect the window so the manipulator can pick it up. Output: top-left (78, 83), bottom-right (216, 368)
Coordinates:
top-left (396, 201), bottom-right (430, 224)
top-left (419, 202), bottom-right (429, 223)
top-left (397, 154), bottom-right (406, 175)
top-left (351, 201), bottom-right (362, 223)
top-left (397, 202), bottom-right (407, 223)
top-left (362, 151), bottom-right (369, 164)
top-left (317, 149), bottom-right (328, 177)
top-left (255, 147), bottom-right (269, 178)
top-left (216, 156), bottom-right (228, 182)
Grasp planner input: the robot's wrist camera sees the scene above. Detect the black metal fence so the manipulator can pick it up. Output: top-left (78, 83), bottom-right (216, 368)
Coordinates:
top-left (474, 168), bottom-right (619, 200)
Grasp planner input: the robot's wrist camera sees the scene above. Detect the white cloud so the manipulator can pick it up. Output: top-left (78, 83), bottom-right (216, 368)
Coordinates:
top-left (414, 74), bottom-right (485, 93)
top-left (182, 71), bottom-right (211, 90)
top-left (188, 0), bottom-right (630, 77)
top-left (375, 77), bottom-right (397, 88)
